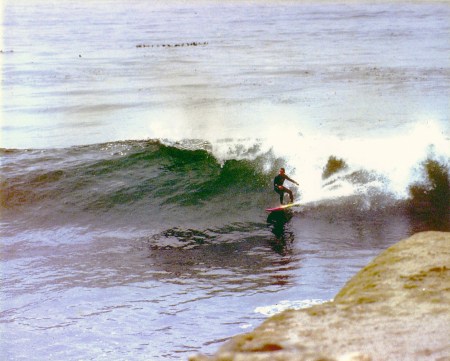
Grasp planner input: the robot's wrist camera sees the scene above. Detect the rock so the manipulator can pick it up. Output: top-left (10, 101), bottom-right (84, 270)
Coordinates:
top-left (189, 231), bottom-right (450, 361)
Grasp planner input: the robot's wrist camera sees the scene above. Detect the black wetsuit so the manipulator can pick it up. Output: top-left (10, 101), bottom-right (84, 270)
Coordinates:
top-left (273, 174), bottom-right (294, 204)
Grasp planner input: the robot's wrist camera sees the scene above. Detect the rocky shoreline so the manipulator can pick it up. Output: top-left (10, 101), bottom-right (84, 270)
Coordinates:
top-left (190, 231), bottom-right (450, 361)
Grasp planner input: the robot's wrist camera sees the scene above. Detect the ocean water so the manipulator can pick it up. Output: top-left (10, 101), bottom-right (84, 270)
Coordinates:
top-left (1, 1), bottom-right (449, 360)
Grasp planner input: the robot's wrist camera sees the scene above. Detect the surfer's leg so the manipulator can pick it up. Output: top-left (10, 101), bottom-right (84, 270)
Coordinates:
top-left (286, 188), bottom-right (293, 203)
top-left (275, 188), bottom-right (284, 204)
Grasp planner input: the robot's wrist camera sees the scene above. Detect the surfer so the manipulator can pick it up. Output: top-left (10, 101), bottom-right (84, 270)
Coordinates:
top-left (274, 168), bottom-right (299, 204)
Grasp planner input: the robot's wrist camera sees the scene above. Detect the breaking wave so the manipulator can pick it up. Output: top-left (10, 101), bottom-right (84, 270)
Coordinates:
top-left (1, 127), bottom-right (449, 231)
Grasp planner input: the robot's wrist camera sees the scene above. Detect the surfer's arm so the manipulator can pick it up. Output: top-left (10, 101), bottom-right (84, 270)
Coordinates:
top-left (286, 176), bottom-right (299, 185)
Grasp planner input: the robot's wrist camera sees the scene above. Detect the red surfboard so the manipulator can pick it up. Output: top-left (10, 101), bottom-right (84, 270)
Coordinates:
top-left (265, 202), bottom-right (301, 212)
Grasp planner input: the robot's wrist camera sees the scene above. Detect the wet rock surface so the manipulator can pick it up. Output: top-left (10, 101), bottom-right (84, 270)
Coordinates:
top-left (190, 231), bottom-right (450, 361)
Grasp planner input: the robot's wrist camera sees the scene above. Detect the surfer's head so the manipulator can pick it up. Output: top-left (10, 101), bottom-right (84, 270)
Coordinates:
top-left (279, 168), bottom-right (285, 175)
